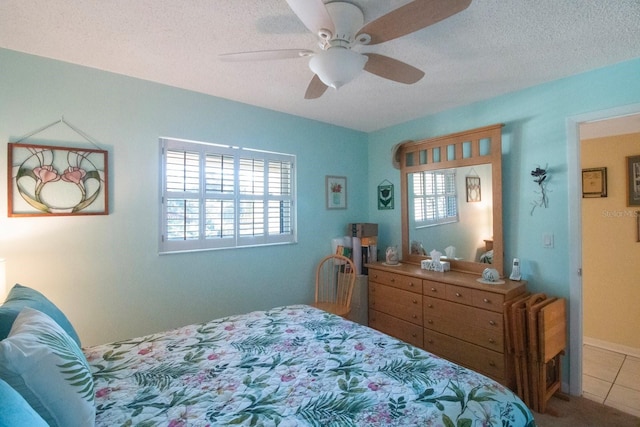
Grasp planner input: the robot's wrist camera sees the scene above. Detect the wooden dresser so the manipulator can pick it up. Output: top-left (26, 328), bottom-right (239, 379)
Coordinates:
top-left (368, 262), bottom-right (526, 388)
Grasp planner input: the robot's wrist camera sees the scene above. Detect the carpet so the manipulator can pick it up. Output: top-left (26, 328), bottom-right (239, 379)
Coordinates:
top-left (533, 395), bottom-right (640, 427)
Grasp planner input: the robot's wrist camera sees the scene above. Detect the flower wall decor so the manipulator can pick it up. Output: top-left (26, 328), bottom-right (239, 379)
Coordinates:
top-left (377, 179), bottom-right (394, 210)
top-left (8, 143), bottom-right (108, 216)
top-left (530, 165), bottom-right (549, 215)
top-left (326, 175), bottom-right (347, 209)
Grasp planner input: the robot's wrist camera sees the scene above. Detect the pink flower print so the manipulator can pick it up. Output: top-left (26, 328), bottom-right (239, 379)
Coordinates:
top-left (354, 342), bottom-right (365, 351)
top-left (61, 166), bottom-right (87, 184)
top-left (207, 353), bottom-right (220, 360)
top-left (138, 347), bottom-right (152, 355)
top-left (168, 420), bottom-right (186, 427)
top-left (224, 324), bottom-right (235, 331)
top-left (368, 382), bottom-right (381, 391)
top-left (33, 165), bottom-right (60, 184)
top-left (95, 387), bottom-right (112, 398)
top-left (281, 373), bottom-right (295, 382)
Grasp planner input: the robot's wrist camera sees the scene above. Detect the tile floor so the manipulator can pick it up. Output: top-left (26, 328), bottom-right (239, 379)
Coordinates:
top-left (582, 344), bottom-right (640, 418)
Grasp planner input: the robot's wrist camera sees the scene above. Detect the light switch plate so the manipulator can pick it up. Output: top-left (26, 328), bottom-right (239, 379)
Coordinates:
top-left (543, 232), bottom-right (554, 248)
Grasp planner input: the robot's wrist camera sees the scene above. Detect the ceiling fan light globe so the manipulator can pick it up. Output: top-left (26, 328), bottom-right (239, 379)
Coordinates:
top-left (309, 47), bottom-right (367, 90)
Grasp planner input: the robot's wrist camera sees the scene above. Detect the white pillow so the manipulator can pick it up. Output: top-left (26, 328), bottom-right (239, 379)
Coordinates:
top-left (0, 307), bottom-right (95, 427)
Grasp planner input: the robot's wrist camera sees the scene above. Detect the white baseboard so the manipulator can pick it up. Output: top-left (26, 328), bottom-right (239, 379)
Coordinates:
top-left (583, 337), bottom-right (640, 359)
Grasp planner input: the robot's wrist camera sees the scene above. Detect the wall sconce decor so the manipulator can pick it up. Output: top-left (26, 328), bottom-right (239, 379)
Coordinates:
top-left (582, 167), bottom-right (607, 198)
top-left (530, 165), bottom-right (549, 215)
top-left (466, 176), bottom-right (481, 202)
top-left (377, 179), bottom-right (394, 210)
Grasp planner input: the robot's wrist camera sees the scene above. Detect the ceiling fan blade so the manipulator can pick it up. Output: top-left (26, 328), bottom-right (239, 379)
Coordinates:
top-left (304, 75), bottom-right (329, 99)
top-left (219, 49), bottom-right (314, 62)
top-left (363, 53), bottom-right (425, 84)
top-left (357, 0), bottom-right (472, 45)
top-left (285, 0), bottom-right (335, 35)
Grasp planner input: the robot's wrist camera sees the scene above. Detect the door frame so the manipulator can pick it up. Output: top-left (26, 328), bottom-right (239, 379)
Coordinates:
top-left (565, 102), bottom-right (640, 396)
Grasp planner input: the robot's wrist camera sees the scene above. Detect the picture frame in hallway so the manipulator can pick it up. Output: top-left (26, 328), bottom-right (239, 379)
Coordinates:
top-left (627, 155), bottom-right (640, 206)
top-left (326, 176), bottom-right (347, 210)
top-left (8, 142), bottom-right (109, 217)
top-left (581, 167), bottom-right (607, 198)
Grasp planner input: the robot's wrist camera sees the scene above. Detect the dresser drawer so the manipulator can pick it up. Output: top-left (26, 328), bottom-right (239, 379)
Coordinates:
top-left (422, 280), bottom-right (446, 299)
top-left (423, 329), bottom-right (505, 381)
top-left (445, 284), bottom-right (473, 305)
top-left (369, 310), bottom-right (423, 347)
top-left (369, 270), bottom-right (422, 293)
top-left (369, 283), bottom-right (422, 325)
top-left (472, 289), bottom-right (505, 313)
top-left (423, 315), bottom-right (503, 351)
top-left (423, 296), bottom-right (503, 331)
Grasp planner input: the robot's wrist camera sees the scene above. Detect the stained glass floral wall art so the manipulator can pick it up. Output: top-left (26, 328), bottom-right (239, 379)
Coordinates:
top-left (8, 143), bottom-right (108, 216)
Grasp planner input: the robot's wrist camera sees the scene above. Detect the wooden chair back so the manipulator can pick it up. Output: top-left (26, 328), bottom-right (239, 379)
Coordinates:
top-left (313, 254), bottom-right (356, 317)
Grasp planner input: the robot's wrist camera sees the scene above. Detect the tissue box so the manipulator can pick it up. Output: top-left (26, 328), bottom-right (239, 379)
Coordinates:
top-left (421, 259), bottom-right (450, 272)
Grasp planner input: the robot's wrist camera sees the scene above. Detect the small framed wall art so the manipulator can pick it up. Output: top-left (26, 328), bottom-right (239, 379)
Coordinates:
top-left (377, 179), bottom-right (394, 210)
top-left (627, 155), bottom-right (640, 206)
top-left (8, 142), bottom-right (109, 216)
top-left (582, 167), bottom-right (607, 198)
top-left (465, 176), bottom-right (481, 202)
top-left (326, 175), bottom-right (347, 209)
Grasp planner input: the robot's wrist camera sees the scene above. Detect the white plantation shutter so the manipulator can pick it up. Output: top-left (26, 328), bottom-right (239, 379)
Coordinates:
top-left (412, 170), bottom-right (458, 228)
top-left (160, 138), bottom-right (296, 253)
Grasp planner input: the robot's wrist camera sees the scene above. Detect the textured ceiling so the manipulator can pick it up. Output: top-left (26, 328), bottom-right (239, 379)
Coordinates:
top-left (1, 0), bottom-right (640, 132)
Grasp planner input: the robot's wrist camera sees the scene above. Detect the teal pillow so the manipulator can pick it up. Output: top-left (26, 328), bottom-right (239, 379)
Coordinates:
top-left (0, 307), bottom-right (95, 427)
top-left (0, 284), bottom-right (81, 346)
top-left (0, 378), bottom-right (49, 426)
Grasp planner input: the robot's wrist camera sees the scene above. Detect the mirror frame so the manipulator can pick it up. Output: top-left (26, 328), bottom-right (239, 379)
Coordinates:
top-left (400, 124), bottom-right (504, 276)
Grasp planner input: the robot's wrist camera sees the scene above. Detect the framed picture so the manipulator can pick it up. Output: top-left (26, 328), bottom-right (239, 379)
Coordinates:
top-left (326, 175), bottom-right (346, 209)
top-left (627, 155), bottom-right (640, 206)
top-left (377, 180), bottom-right (394, 210)
top-left (466, 176), bottom-right (481, 202)
top-left (582, 167), bottom-right (607, 198)
top-left (8, 142), bottom-right (109, 216)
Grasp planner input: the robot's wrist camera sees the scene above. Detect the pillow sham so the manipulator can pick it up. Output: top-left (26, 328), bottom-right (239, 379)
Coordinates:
top-left (0, 307), bottom-right (95, 427)
top-left (0, 283), bottom-right (81, 346)
top-left (0, 378), bottom-right (49, 427)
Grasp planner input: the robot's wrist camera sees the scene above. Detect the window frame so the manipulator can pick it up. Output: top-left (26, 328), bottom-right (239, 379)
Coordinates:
top-left (159, 137), bottom-right (297, 254)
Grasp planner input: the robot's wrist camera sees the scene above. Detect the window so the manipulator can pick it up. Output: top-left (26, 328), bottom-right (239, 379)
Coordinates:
top-left (412, 170), bottom-right (458, 228)
top-left (160, 138), bottom-right (296, 253)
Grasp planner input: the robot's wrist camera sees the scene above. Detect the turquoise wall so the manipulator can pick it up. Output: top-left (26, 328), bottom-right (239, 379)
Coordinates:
top-left (0, 48), bottom-right (368, 345)
top-left (2, 45), bottom-right (640, 370)
top-left (369, 57), bottom-right (640, 299)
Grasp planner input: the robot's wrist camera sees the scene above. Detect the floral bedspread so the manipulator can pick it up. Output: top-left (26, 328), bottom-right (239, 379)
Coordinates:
top-left (86, 305), bottom-right (535, 426)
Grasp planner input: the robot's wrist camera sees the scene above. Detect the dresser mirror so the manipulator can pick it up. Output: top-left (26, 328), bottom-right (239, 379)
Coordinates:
top-left (400, 124), bottom-right (504, 276)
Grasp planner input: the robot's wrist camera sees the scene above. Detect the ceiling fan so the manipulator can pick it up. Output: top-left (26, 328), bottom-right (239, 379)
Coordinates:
top-left (220, 0), bottom-right (472, 99)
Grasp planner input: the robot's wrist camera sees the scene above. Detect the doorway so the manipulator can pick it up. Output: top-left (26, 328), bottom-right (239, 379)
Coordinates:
top-left (566, 103), bottom-right (640, 399)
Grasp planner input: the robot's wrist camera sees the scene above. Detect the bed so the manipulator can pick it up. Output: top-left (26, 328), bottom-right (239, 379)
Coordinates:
top-left (86, 305), bottom-right (535, 426)
top-left (0, 285), bottom-right (534, 426)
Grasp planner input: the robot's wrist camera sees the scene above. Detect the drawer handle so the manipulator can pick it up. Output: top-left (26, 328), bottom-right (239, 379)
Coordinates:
top-left (412, 314), bottom-right (417, 319)
top-left (427, 339), bottom-right (434, 344)
top-left (428, 304), bottom-right (434, 308)
top-left (427, 319), bottom-right (433, 324)
top-left (489, 320), bottom-right (496, 326)
top-left (489, 361), bottom-right (496, 367)
top-left (483, 298), bottom-right (491, 304)
top-left (489, 338), bottom-right (495, 344)
top-left (373, 274), bottom-right (378, 279)
top-left (412, 299), bottom-right (418, 304)
top-left (391, 278), bottom-right (395, 283)
top-left (455, 292), bottom-right (462, 297)
top-left (431, 287), bottom-right (437, 292)
top-left (409, 282), bottom-right (415, 287)
top-left (412, 333), bottom-right (417, 338)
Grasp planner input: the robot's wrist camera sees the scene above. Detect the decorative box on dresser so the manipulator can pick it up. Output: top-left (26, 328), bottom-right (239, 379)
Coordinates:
top-left (368, 262), bottom-right (526, 390)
